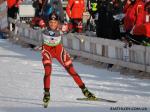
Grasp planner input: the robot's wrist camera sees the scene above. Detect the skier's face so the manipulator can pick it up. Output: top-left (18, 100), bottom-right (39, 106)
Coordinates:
top-left (48, 20), bottom-right (59, 30)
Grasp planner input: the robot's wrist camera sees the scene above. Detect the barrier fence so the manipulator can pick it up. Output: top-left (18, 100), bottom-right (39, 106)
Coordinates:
top-left (8, 18), bottom-right (150, 73)
top-left (0, 0), bottom-right (8, 30)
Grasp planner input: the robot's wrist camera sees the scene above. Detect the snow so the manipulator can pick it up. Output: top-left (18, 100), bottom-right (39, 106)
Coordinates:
top-left (0, 39), bottom-right (150, 112)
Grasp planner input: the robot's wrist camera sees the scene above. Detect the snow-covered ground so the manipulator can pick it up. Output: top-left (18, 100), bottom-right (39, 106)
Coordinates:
top-left (0, 39), bottom-right (150, 112)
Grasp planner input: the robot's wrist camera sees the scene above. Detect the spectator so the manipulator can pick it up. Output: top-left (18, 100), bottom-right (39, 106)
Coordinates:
top-left (87, 0), bottom-right (99, 19)
top-left (32, 0), bottom-right (44, 17)
top-left (44, 0), bottom-right (64, 22)
top-left (112, 0), bottom-right (125, 40)
top-left (131, 0), bottom-right (150, 45)
top-left (32, 0), bottom-right (64, 28)
top-left (31, 0), bottom-right (46, 29)
top-left (86, 0), bottom-right (99, 31)
top-left (112, 0), bottom-right (124, 15)
top-left (7, 0), bottom-right (24, 30)
top-left (7, 0), bottom-right (23, 19)
top-left (123, 0), bottom-right (145, 44)
top-left (144, 0), bottom-right (150, 23)
top-left (96, 0), bottom-right (115, 39)
top-left (66, 0), bottom-right (85, 33)
top-left (123, 0), bottom-right (145, 33)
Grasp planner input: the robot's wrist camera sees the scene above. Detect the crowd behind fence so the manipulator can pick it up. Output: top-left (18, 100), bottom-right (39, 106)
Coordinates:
top-left (7, 17), bottom-right (150, 73)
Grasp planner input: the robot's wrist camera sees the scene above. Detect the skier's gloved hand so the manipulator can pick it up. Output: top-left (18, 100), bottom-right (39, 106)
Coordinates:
top-left (61, 23), bottom-right (69, 33)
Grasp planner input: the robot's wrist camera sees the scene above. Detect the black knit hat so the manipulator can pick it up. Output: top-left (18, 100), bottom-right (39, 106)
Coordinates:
top-left (49, 12), bottom-right (59, 21)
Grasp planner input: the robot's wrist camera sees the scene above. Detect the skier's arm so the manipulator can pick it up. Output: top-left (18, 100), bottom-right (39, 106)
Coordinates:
top-left (34, 28), bottom-right (47, 51)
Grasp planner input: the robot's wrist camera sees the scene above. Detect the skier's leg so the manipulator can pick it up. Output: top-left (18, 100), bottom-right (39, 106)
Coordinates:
top-left (53, 44), bottom-right (96, 98)
top-left (41, 49), bottom-right (52, 96)
top-left (55, 44), bottom-right (85, 88)
top-left (56, 45), bottom-right (96, 98)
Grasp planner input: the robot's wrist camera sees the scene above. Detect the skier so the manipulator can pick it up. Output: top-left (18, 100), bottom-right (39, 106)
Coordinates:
top-left (41, 12), bottom-right (96, 107)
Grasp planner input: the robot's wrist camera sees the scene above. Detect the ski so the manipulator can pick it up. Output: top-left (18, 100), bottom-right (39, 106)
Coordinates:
top-left (125, 34), bottom-right (150, 46)
top-left (76, 97), bottom-right (117, 103)
top-left (125, 35), bottom-right (142, 45)
top-left (43, 91), bottom-right (50, 108)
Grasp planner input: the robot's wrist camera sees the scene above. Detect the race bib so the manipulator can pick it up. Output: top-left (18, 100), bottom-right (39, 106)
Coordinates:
top-left (43, 34), bottom-right (61, 46)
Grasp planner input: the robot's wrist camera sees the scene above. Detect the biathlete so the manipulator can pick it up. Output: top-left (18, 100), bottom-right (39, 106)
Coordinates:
top-left (41, 12), bottom-right (96, 107)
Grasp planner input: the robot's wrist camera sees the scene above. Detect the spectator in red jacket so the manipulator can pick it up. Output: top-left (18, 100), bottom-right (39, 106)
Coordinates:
top-left (7, 0), bottom-right (23, 18)
top-left (123, 0), bottom-right (145, 33)
top-left (66, 0), bottom-right (85, 33)
top-left (123, 0), bottom-right (150, 45)
top-left (132, 0), bottom-right (150, 44)
top-left (7, 0), bottom-right (23, 30)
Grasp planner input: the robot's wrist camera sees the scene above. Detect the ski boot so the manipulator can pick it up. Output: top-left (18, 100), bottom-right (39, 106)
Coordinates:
top-left (81, 87), bottom-right (96, 100)
top-left (43, 91), bottom-right (50, 108)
